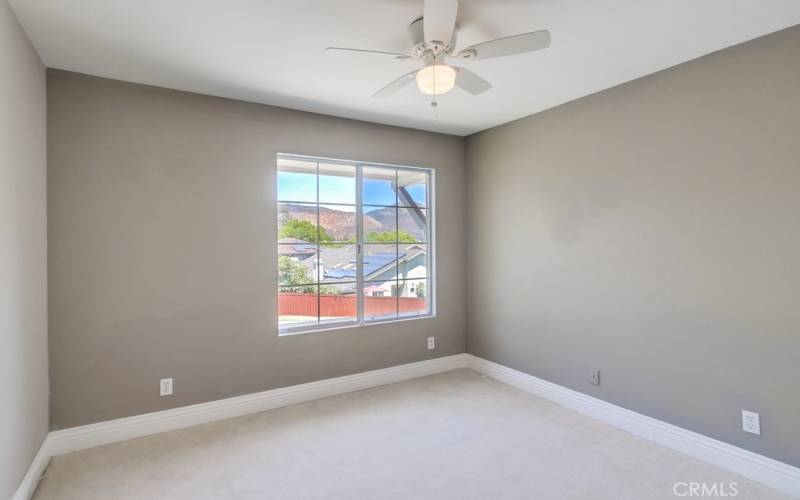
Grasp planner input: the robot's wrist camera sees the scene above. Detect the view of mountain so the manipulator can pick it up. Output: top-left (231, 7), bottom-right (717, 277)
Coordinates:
top-left (364, 207), bottom-right (426, 241)
top-left (278, 204), bottom-right (426, 242)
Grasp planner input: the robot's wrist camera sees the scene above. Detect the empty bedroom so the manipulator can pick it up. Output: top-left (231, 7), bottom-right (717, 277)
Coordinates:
top-left (2, 0), bottom-right (800, 499)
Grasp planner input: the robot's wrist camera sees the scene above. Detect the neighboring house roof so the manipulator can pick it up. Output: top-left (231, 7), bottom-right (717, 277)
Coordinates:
top-left (321, 244), bottom-right (426, 282)
top-left (285, 239), bottom-right (425, 294)
top-left (325, 251), bottom-right (404, 280)
top-left (278, 237), bottom-right (309, 244)
top-left (310, 245), bottom-right (357, 278)
top-left (278, 238), bottom-right (316, 257)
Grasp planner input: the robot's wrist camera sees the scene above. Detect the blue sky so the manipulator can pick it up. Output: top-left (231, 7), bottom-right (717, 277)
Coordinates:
top-left (278, 170), bottom-right (426, 208)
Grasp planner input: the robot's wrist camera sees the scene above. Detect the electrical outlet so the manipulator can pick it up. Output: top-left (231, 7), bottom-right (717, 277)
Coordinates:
top-left (591, 369), bottom-right (600, 386)
top-left (427, 337), bottom-right (435, 350)
top-left (742, 410), bottom-right (760, 435)
top-left (160, 378), bottom-right (173, 396)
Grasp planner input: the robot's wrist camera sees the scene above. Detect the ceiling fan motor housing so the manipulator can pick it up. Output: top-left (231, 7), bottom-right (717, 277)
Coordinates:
top-left (408, 16), bottom-right (457, 59)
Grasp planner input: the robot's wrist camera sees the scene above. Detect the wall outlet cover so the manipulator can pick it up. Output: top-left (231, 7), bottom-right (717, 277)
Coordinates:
top-left (427, 337), bottom-right (435, 350)
top-left (742, 410), bottom-right (760, 435)
top-left (160, 378), bottom-right (173, 396)
top-left (591, 369), bottom-right (600, 386)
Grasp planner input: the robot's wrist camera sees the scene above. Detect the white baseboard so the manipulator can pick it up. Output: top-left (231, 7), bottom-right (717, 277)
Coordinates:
top-left (14, 354), bottom-right (469, 500)
top-left (465, 354), bottom-right (800, 498)
top-left (15, 352), bottom-right (800, 499)
top-left (11, 439), bottom-right (50, 500)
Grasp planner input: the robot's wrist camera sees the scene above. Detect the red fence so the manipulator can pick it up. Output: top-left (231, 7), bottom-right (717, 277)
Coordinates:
top-left (279, 293), bottom-right (426, 317)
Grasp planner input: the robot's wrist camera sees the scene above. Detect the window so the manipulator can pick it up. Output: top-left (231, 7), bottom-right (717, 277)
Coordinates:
top-left (277, 154), bottom-right (433, 334)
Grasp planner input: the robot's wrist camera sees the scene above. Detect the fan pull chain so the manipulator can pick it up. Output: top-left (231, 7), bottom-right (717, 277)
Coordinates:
top-left (430, 60), bottom-right (439, 115)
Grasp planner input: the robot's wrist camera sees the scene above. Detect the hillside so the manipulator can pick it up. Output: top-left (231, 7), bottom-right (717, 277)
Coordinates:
top-left (278, 204), bottom-right (425, 241)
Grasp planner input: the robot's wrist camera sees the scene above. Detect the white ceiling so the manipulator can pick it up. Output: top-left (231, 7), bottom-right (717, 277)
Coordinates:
top-left (10, 0), bottom-right (800, 136)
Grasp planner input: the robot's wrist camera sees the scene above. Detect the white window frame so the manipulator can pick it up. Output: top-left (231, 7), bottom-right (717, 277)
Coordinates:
top-left (278, 153), bottom-right (436, 335)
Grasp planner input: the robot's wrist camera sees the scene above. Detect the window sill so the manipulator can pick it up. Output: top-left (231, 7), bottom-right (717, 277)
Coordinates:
top-left (278, 313), bottom-right (435, 337)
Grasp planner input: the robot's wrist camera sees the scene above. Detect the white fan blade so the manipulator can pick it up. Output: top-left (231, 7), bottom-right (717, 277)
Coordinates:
top-left (460, 30), bottom-right (551, 60)
top-left (423, 0), bottom-right (458, 45)
top-left (372, 70), bottom-right (418, 98)
top-left (324, 47), bottom-right (411, 60)
top-left (453, 66), bottom-right (491, 95)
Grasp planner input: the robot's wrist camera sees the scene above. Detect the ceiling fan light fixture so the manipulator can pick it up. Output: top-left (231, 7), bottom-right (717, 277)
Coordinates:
top-left (415, 64), bottom-right (456, 96)
top-left (330, 0), bottom-right (551, 100)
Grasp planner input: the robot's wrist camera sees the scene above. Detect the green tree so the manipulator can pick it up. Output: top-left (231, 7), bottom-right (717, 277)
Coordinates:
top-left (278, 256), bottom-right (315, 292)
top-left (279, 255), bottom-right (339, 295)
top-left (365, 230), bottom-right (418, 243)
top-left (415, 281), bottom-right (426, 298)
top-left (279, 219), bottom-right (332, 243)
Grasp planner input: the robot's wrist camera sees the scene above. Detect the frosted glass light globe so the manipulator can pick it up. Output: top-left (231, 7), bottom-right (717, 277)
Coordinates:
top-left (416, 64), bottom-right (456, 96)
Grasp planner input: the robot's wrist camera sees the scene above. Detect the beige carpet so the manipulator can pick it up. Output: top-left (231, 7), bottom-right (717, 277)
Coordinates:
top-left (33, 370), bottom-right (786, 500)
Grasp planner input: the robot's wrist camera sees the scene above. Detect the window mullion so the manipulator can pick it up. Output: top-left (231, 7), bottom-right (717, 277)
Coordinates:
top-left (395, 169), bottom-right (400, 318)
top-left (356, 165), bottom-right (364, 324)
top-left (316, 161), bottom-right (321, 326)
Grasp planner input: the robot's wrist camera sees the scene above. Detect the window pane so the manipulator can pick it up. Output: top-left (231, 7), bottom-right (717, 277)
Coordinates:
top-left (397, 207), bottom-right (427, 243)
top-left (278, 203), bottom-right (320, 243)
top-left (362, 166), bottom-right (397, 206)
top-left (397, 243), bottom-right (427, 279)
top-left (397, 169), bottom-right (427, 207)
top-left (363, 206), bottom-right (397, 243)
top-left (278, 156), bottom-right (432, 333)
top-left (278, 158), bottom-right (316, 202)
top-left (320, 282), bottom-right (357, 325)
top-left (364, 280), bottom-right (398, 321)
top-left (318, 244), bottom-right (357, 283)
top-left (398, 279), bottom-right (428, 317)
top-left (319, 204), bottom-right (356, 243)
top-left (278, 246), bottom-right (317, 286)
top-left (319, 162), bottom-right (356, 205)
top-left (279, 285), bottom-right (318, 328)
top-left (363, 244), bottom-right (398, 282)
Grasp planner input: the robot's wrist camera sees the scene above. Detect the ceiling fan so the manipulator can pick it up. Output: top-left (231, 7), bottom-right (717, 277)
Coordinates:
top-left (324, 0), bottom-right (551, 104)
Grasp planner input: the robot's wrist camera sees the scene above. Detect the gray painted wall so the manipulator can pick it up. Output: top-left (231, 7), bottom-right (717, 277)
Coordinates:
top-left (465, 25), bottom-right (800, 467)
top-left (47, 70), bottom-right (466, 429)
top-left (0, 2), bottom-right (49, 497)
